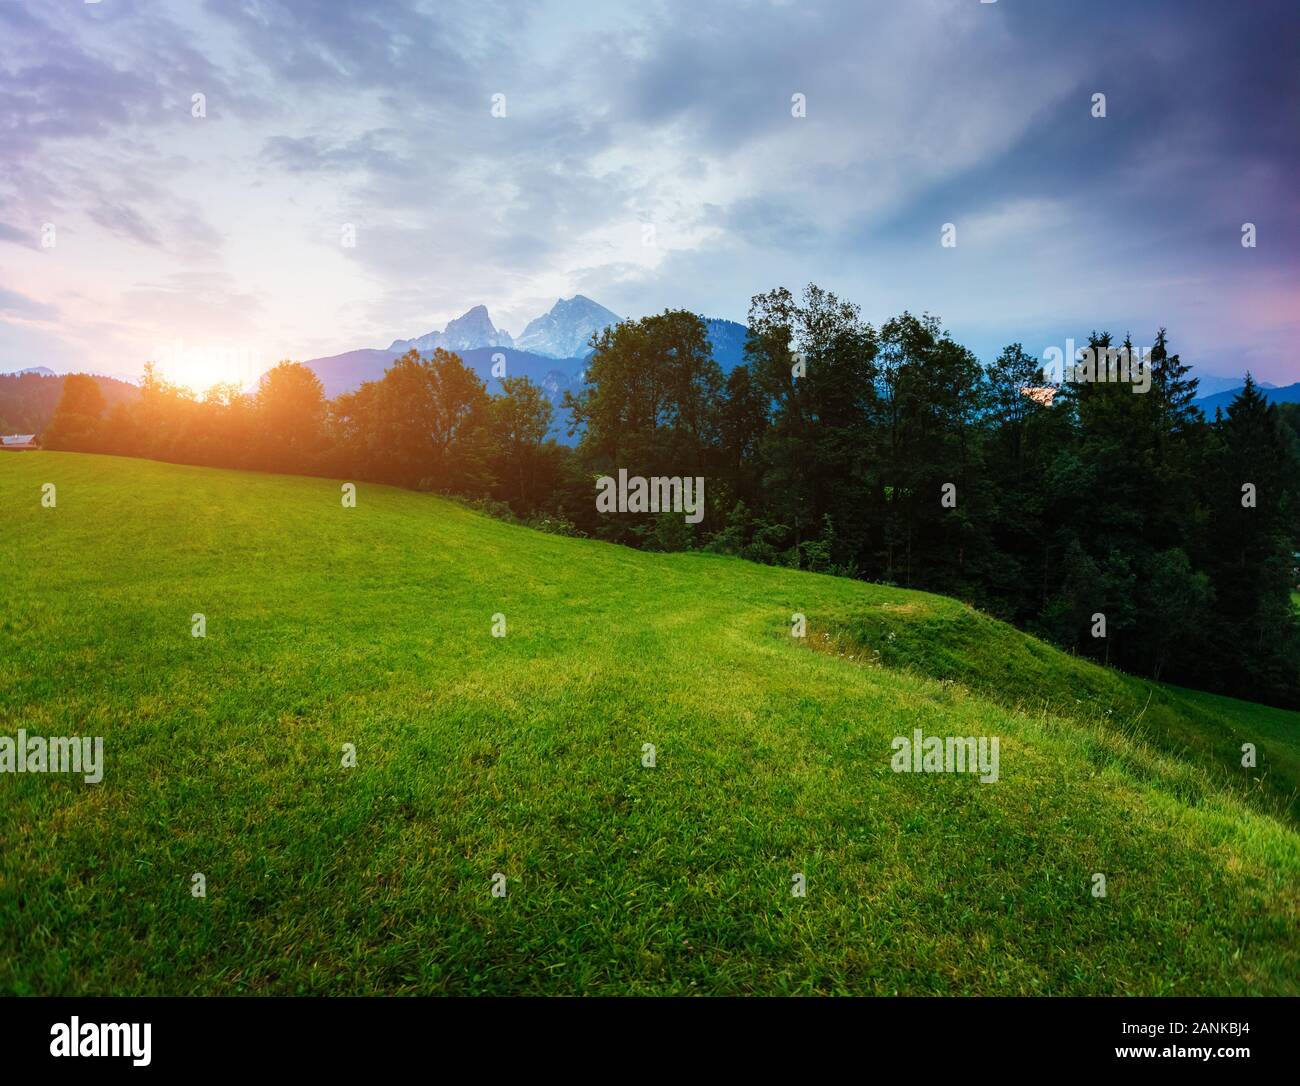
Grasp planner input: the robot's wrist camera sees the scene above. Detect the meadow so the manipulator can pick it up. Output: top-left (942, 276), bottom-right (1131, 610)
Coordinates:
top-left (1, 452), bottom-right (1297, 994)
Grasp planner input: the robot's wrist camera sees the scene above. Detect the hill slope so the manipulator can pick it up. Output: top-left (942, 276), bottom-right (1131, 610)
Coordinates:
top-left (1, 453), bottom-right (1297, 995)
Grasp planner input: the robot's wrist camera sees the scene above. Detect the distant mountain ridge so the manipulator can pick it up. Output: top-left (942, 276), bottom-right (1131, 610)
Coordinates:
top-left (300, 344), bottom-right (584, 429)
top-left (295, 345), bottom-right (589, 443)
top-left (1190, 374), bottom-right (1275, 399)
top-left (1195, 380), bottom-right (1300, 415)
top-left (0, 366), bottom-right (57, 378)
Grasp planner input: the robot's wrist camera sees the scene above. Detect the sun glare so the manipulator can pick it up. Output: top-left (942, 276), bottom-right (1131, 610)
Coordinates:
top-left (152, 341), bottom-right (260, 395)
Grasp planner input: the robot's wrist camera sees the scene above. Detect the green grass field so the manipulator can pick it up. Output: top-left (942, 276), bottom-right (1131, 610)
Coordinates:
top-left (2, 452), bottom-right (1297, 995)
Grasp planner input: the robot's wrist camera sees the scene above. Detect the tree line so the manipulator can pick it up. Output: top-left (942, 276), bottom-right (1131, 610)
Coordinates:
top-left (0, 370), bottom-right (138, 434)
top-left (42, 283), bottom-right (1300, 707)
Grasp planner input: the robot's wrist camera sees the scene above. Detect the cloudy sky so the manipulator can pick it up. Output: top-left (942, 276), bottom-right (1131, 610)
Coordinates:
top-left (1, 0), bottom-right (1296, 389)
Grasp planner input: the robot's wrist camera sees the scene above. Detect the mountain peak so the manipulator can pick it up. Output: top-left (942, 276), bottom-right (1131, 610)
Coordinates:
top-left (515, 295), bottom-right (621, 358)
top-left (384, 295), bottom-right (621, 359)
top-left (388, 304), bottom-right (513, 353)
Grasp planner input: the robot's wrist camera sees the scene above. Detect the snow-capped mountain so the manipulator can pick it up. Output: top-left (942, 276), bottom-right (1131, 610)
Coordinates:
top-left (292, 297), bottom-right (747, 445)
top-left (389, 304), bottom-right (514, 353)
top-left (514, 295), bottom-right (622, 358)
top-left (381, 296), bottom-right (736, 365)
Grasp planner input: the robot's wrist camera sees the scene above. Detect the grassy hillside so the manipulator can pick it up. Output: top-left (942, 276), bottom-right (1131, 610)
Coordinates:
top-left (1, 452), bottom-right (1297, 995)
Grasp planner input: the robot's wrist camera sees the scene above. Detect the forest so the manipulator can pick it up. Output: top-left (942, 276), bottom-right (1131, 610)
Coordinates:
top-left (37, 284), bottom-right (1300, 708)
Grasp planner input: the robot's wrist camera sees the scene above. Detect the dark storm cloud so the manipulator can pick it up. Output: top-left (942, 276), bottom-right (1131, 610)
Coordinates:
top-left (865, 0), bottom-right (1300, 246)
